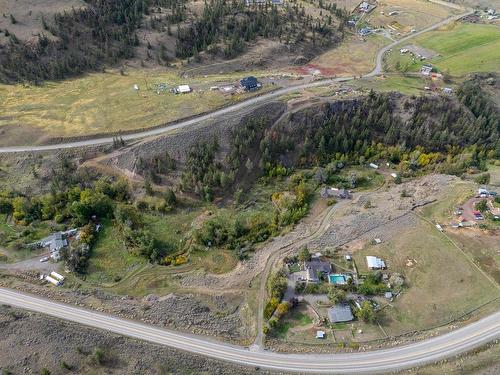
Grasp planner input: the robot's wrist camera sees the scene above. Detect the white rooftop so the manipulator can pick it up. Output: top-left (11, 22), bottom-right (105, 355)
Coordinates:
top-left (316, 330), bottom-right (325, 338)
top-left (366, 256), bottom-right (385, 269)
top-left (177, 85), bottom-right (191, 93)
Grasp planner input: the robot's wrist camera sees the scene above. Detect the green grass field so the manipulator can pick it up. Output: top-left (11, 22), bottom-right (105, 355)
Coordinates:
top-left (85, 219), bottom-right (147, 286)
top-left (386, 23), bottom-right (500, 76)
top-left (352, 75), bottom-right (425, 95)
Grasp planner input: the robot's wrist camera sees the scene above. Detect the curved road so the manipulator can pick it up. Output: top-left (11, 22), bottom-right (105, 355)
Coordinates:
top-left (0, 288), bottom-right (499, 373)
top-left (0, 10), bottom-right (470, 154)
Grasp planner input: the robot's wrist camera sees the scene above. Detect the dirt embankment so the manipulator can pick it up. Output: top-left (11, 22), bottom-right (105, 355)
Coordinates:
top-left (0, 276), bottom-right (252, 344)
top-left (0, 305), bottom-right (268, 375)
top-left (107, 100), bottom-right (286, 172)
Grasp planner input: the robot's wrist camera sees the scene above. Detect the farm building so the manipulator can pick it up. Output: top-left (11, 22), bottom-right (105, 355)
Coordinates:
top-left (240, 76), bottom-right (260, 91)
top-left (478, 188), bottom-right (489, 196)
top-left (40, 232), bottom-right (67, 253)
top-left (328, 304), bottom-right (354, 323)
top-left (366, 256), bottom-right (386, 270)
top-left (358, 2), bottom-right (375, 13)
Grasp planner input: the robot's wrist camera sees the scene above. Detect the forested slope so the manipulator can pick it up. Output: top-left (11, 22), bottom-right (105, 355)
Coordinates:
top-left (0, 0), bottom-right (347, 83)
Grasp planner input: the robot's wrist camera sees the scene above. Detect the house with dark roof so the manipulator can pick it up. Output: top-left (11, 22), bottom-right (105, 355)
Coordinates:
top-left (304, 259), bottom-right (331, 283)
top-left (240, 76), bottom-right (260, 91)
top-left (328, 304), bottom-right (354, 323)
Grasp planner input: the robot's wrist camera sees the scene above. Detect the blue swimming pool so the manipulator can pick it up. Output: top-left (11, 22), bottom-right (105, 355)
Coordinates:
top-left (329, 274), bottom-right (347, 285)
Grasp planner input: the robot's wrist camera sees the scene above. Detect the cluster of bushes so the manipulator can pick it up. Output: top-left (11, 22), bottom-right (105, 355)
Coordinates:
top-left (264, 270), bottom-right (288, 321)
top-left (60, 223), bottom-right (98, 274)
top-left (194, 210), bottom-right (273, 253)
top-left (180, 140), bottom-right (235, 201)
top-left (0, 177), bottom-right (128, 227)
top-left (114, 204), bottom-right (176, 264)
top-left (357, 273), bottom-right (388, 296)
top-left (193, 173), bottom-right (313, 252)
top-left (137, 152), bottom-right (177, 186)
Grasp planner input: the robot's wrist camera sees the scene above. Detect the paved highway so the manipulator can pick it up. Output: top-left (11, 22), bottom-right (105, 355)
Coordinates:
top-left (0, 10), bottom-right (470, 154)
top-left (1, 288), bottom-right (499, 374)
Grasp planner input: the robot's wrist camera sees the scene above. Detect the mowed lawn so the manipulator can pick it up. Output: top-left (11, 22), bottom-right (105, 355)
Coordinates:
top-left (386, 23), bottom-right (500, 76)
top-left (353, 219), bottom-right (499, 336)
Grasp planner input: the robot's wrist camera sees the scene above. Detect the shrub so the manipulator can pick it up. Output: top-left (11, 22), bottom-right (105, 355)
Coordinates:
top-left (264, 297), bottom-right (279, 320)
top-left (59, 361), bottom-right (72, 370)
top-left (474, 173), bottom-right (490, 185)
top-left (174, 255), bottom-right (188, 266)
top-left (275, 302), bottom-right (290, 318)
top-left (355, 301), bottom-right (376, 323)
top-left (476, 199), bottom-right (488, 212)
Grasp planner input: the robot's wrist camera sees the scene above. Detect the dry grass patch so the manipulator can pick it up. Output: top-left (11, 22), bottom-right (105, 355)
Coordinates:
top-left (353, 219), bottom-right (499, 336)
top-left (0, 67), bottom-right (273, 144)
top-left (312, 34), bottom-right (389, 77)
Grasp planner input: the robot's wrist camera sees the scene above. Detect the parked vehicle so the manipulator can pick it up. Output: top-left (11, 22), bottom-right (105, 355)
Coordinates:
top-left (39, 257), bottom-right (49, 263)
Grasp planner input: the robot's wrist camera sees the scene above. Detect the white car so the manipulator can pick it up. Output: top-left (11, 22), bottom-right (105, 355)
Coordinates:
top-left (39, 257), bottom-right (49, 263)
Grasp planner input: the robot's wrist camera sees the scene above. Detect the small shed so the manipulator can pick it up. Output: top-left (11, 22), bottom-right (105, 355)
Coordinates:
top-left (177, 85), bottom-right (192, 94)
top-left (316, 330), bottom-right (326, 339)
top-left (385, 291), bottom-right (393, 299)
